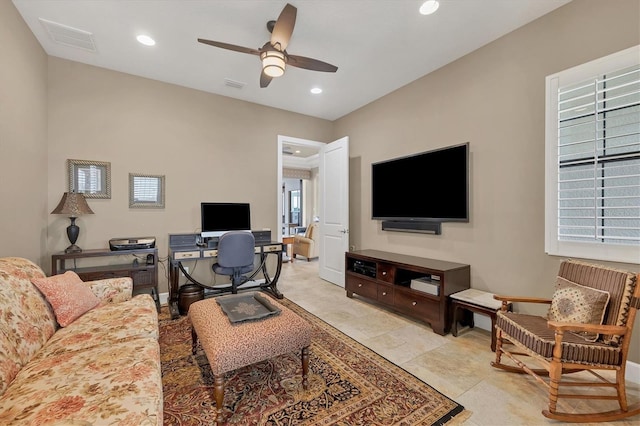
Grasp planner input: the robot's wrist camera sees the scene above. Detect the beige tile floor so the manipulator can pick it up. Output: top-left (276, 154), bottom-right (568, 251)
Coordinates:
top-left (277, 259), bottom-right (640, 426)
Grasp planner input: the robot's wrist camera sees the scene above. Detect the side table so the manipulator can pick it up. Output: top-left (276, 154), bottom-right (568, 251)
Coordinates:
top-left (282, 235), bottom-right (295, 263)
top-left (450, 288), bottom-right (512, 352)
top-left (51, 248), bottom-right (160, 312)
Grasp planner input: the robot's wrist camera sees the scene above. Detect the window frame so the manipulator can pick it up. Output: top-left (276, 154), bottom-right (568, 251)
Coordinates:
top-left (545, 45), bottom-right (640, 264)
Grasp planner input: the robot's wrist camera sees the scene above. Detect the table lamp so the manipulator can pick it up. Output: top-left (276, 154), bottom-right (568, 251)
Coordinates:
top-left (51, 192), bottom-right (94, 253)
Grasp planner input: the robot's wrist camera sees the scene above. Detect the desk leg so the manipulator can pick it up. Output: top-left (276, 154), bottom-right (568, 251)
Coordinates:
top-left (168, 261), bottom-right (180, 319)
top-left (261, 251), bottom-right (284, 299)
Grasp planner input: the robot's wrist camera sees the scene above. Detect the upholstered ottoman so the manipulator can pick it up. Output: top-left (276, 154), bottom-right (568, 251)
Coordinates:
top-left (188, 293), bottom-right (311, 424)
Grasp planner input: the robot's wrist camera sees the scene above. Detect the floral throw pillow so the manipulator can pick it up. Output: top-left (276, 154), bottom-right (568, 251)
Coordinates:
top-left (547, 276), bottom-right (610, 342)
top-left (32, 271), bottom-right (100, 327)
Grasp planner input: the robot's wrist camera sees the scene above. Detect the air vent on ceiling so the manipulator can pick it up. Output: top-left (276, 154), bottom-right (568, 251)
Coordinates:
top-left (39, 18), bottom-right (96, 52)
top-left (282, 147), bottom-right (294, 156)
top-left (224, 78), bottom-right (246, 89)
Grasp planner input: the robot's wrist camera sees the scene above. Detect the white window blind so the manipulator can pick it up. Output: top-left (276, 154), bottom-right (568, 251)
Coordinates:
top-left (545, 46), bottom-right (640, 264)
top-left (77, 166), bottom-right (103, 193)
top-left (133, 176), bottom-right (159, 202)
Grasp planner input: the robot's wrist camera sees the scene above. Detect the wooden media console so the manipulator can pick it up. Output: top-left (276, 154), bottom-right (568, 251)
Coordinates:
top-left (345, 250), bottom-right (470, 335)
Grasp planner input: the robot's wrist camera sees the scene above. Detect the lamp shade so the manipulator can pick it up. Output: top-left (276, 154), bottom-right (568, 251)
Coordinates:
top-left (51, 192), bottom-right (94, 217)
top-left (261, 50), bottom-right (286, 78)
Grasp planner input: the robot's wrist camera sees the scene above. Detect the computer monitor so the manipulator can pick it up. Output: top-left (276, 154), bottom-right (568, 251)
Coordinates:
top-left (201, 202), bottom-right (251, 238)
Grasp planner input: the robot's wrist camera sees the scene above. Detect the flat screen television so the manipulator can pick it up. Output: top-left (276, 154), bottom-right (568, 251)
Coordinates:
top-left (371, 142), bottom-right (469, 224)
top-left (201, 202), bottom-right (251, 238)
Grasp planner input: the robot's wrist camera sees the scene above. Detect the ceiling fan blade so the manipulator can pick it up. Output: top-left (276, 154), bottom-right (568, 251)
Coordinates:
top-left (260, 71), bottom-right (273, 88)
top-left (270, 3), bottom-right (297, 51)
top-left (197, 38), bottom-right (261, 56)
top-left (287, 54), bottom-right (338, 73)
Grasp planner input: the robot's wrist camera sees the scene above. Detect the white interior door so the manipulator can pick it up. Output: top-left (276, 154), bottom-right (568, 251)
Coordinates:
top-left (319, 137), bottom-right (349, 286)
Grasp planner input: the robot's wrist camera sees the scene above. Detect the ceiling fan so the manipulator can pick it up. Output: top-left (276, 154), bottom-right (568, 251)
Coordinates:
top-left (197, 3), bottom-right (338, 88)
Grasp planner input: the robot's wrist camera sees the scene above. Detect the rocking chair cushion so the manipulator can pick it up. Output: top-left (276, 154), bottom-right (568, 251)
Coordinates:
top-left (547, 276), bottom-right (610, 342)
top-left (496, 311), bottom-right (622, 366)
top-left (558, 260), bottom-right (637, 345)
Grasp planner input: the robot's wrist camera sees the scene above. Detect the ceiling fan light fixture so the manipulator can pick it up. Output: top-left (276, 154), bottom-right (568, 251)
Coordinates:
top-left (261, 50), bottom-right (286, 77)
top-left (419, 0), bottom-right (440, 15)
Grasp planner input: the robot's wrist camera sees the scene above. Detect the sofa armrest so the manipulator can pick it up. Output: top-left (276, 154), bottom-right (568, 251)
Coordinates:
top-left (85, 277), bottom-right (133, 304)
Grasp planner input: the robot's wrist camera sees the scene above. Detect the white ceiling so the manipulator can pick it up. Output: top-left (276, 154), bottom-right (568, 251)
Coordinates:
top-left (13, 0), bottom-right (570, 121)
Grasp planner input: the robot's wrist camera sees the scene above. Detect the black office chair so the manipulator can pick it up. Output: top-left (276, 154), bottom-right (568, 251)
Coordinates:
top-left (212, 231), bottom-right (256, 293)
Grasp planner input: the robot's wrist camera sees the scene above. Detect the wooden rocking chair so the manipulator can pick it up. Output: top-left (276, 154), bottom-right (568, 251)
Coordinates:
top-left (491, 259), bottom-right (640, 422)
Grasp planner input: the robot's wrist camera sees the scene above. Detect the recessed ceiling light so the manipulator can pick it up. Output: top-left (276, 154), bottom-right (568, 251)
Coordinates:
top-left (136, 34), bottom-right (156, 46)
top-left (295, 150), bottom-right (301, 154)
top-left (310, 87), bottom-right (322, 94)
top-left (419, 0), bottom-right (440, 15)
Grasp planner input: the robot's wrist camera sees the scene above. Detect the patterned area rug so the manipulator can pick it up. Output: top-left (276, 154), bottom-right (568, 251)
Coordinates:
top-left (160, 298), bottom-right (469, 425)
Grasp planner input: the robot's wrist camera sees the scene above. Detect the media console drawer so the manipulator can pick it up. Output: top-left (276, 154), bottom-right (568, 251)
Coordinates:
top-left (394, 291), bottom-right (439, 322)
top-left (377, 263), bottom-right (395, 283)
top-left (377, 284), bottom-right (394, 306)
top-left (345, 250), bottom-right (470, 336)
top-left (345, 275), bottom-right (378, 300)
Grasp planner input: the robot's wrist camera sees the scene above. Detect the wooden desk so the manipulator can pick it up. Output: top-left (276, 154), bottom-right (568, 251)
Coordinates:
top-left (168, 239), bottom-right (285, 319)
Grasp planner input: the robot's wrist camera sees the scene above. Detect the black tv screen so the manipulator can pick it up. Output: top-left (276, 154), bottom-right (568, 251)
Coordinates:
top-left (371, 143), bottom-right (469, 222)
top-left (201, 202), bottom-right (251, 237)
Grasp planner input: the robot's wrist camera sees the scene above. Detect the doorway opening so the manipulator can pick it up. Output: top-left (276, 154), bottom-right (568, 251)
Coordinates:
top-left (276, 136), bottom-right (323, 242)
top-left (277, 135), bottom-right (350, 287)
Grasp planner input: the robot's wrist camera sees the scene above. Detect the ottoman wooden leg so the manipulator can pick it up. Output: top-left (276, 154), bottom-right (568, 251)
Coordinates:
top-left (191, 326), bottom-right (198, 355)
top-left (302, 346), bottom-right (310, 390)
top-left (213, 374), bottom-right (224, 425)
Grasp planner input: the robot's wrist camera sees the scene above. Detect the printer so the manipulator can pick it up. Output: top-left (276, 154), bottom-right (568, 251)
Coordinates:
top-left (109, 237), bottom-right (156, 251)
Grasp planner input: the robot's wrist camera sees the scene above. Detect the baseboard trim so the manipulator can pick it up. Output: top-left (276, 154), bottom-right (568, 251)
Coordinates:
top-left (626, 360), bottom-right (640, 384)
top-left (159, 292), bottom-right (169, 306)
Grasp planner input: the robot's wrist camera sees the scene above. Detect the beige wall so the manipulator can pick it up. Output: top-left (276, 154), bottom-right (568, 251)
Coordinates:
top-left (334, 0), bottom-right (640, 361)
top-left (0, 1), bottom-right (48, 264)
top-left (46, 58), bottom-right (333, 291)
top-left (2, 0), bottom-right (639, 363)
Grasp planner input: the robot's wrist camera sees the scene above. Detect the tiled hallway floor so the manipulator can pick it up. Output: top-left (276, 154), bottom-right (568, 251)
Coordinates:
top-left (277, 259), bottom-right (640, 426)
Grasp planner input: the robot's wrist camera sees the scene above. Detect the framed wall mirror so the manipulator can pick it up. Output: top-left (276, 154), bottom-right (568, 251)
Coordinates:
top-left (129, 173), bottom-right (165, 208)
top-left (68, 159), bottom-right (111, 199)
top-left (289, 189), bottom-right (301, 225)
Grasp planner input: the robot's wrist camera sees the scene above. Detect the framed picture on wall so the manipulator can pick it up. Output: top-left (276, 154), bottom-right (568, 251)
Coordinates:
top-left (68, 159), bottom-right (111, 199)
top-left (129, 173), bottom-right (165, 208)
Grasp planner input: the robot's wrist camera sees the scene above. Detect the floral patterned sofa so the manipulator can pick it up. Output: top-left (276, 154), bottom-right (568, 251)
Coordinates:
top-left (0, 257), bottom-right (162, 425)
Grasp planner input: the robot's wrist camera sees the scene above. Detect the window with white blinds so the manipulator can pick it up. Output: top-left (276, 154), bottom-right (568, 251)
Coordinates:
top-left (133, 176), bottom-right (159, 202)
top-left (545, 45), bottom-right (640, 264)
top-left (128, 174), bottom-right (165, 208)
